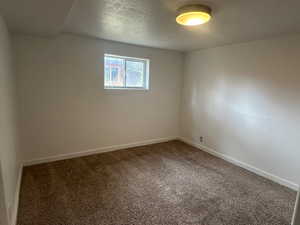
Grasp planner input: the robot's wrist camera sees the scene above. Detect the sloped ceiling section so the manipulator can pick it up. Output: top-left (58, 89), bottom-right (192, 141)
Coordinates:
top-left (0, 0), bottom-right (75, 36)
top-left (1, 0), bottom-right (300, 51)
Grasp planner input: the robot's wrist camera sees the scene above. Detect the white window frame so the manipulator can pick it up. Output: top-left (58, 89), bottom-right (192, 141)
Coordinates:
top-left (104, 54), bottom-right (150, 90)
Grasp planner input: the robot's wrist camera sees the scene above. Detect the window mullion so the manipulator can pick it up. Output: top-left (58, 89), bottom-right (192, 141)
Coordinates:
top-left (143, 61), bottom-right (146, 89)
top-left (124, 59), bottom-right (127, 88)
top-left (109, 59), bottom-right (112, 86)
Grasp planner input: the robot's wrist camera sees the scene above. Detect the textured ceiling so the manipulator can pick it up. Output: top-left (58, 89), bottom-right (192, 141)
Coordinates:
top-left (1, 0), bottom-right (300, 51)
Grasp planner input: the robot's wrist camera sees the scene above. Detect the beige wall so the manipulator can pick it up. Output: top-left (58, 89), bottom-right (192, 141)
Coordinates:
top-left (181, 35), bottom-right (300, 187)
top-left (0, 15), bottom-right (21, 225)
top-left (13, 34), bottom-right (183, 162)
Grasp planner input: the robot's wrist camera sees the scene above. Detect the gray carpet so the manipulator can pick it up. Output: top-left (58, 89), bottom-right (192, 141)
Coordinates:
top-left (17, 141), bottom-right (296, 225)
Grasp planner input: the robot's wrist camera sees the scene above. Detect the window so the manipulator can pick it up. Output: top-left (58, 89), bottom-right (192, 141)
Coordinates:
top-left (104, 54), bottom-right (149, 90)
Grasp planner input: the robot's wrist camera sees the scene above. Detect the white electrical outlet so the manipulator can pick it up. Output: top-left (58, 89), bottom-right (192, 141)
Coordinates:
top-left (199, 136), bottom-right (203, 142)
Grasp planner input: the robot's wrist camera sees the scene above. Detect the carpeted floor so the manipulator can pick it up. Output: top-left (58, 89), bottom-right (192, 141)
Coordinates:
top-left (17, 141), bottom-right (296, 225)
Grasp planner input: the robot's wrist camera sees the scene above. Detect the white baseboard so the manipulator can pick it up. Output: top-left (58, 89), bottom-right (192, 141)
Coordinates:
top-left (179, 137), bottom-right (299, 191)
top-left (11, 164), bottom-right (23, 225)
top-left (23, 136), bottom-right (299, 191)
top-left (23, 137), bottom-right (177, 166)
top-left (291, 191), bottom-right (300, 225)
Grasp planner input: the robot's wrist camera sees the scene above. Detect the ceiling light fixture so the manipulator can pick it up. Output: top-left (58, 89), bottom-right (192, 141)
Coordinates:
top-left (176, 4), bottom-right (212, 26)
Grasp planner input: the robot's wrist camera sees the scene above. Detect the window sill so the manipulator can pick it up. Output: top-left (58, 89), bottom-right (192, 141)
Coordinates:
top-left (104, 87), bottom-right (149, 91)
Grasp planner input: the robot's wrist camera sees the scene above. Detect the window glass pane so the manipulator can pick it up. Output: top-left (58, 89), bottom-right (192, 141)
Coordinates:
top-left (125, 60), bottom-right (144, 87)
top-left (104, 57), bottom-right (125, 87)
